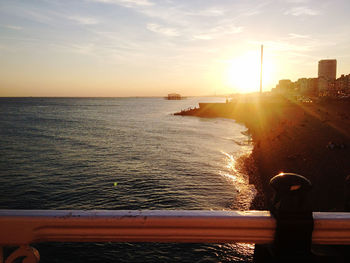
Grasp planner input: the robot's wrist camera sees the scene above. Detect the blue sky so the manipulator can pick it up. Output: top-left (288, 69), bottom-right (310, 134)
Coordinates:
top-left (1, 0), bottom-right (350, 96)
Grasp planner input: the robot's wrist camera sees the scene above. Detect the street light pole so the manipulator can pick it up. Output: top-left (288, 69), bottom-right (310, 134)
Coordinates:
top-left (260, 44), bottom-right (263, 94)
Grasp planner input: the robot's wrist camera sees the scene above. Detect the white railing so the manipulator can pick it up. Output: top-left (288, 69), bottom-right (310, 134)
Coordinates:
top-left (1, 210), bottom-right (350, 262)
top-left (2, 210), bottom-right (350, 245)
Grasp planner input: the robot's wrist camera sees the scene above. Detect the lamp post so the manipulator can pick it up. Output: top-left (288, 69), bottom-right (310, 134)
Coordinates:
top-left (260, 44), bottom-right (263, 94)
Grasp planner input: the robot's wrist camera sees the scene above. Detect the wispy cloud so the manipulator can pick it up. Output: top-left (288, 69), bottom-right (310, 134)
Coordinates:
top-left (284, 6), bottom-right (320, 16)
top-left (193, 25), bottom-right (243, 40)
top-left (21, 9), bottom-right (54, 24)
top-left (288, 33), bottom-right (310, 39)
top-left (192, 34), bottom-right (213, 40)
top-left (146, 23), bottom-right (180, 37)
top-left (249, 34), bottom-right (337, 63)
top-left (90, 0), bottom-right (154, 7)
top-left (250, 40), bottom-right (312, 52)
top-left (68, 16), bottom-right (99, 25)
top-left (67, 43), bottom-right (97, 55)
top-left (285, 0), bottom-right (309, 3)
top-left (191, 8), bottom-right (225, 17)
top-left (3, 25), bottom-right (22, 30)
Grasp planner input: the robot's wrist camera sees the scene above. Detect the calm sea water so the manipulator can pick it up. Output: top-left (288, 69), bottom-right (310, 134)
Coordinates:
top-left (0, 97), bottom-right (255, 262)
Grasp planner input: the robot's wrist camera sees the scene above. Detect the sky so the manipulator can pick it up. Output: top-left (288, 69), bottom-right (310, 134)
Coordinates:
top-left (1, 0), bottom-right (350, 97)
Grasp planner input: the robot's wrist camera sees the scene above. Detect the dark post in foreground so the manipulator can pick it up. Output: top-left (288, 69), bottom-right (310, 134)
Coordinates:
top-left (254, 172), bottom-right (314, 262)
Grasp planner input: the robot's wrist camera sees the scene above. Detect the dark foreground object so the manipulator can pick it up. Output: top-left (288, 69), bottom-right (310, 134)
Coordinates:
top-left (254, 173), bottom-right (349, 263)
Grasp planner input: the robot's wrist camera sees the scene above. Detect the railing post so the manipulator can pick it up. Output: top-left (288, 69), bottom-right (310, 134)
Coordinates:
top-left (3, 246), bottom-right (40, 263)
top-left (0, 245), bottom-right (40, 263)
top-left (254, 173), bottom-right (314, 263)
top-left (344, 175), bottom-right (350, 212)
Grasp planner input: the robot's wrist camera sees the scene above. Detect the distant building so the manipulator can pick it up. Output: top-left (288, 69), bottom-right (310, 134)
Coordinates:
top-left (165, 93), bottom-right (182, 100)
top-left (318, 59), bottom-right (337, 96)
top-left (296, 78), bottom-right (318, 96)
top-left (318, 59), bottom-right (337, 79)
top-left (273, 78), bottom-right (318, 96)
top-left (274, 79), bottom-right (293, 93)
top-left (335, 74), bottom-right (350, 96)
top-left (274, 58), bottom-right (350, 98)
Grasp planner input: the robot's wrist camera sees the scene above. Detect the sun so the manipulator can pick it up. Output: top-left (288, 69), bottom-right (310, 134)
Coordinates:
top-left (224, 50), bottom-right (276, 93)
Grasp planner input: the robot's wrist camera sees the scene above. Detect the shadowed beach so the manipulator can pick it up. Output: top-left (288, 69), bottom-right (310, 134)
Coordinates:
top-left (176, 95), bottom-right (350, 211)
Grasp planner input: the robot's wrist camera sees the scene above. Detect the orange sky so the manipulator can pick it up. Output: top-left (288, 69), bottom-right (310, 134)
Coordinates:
top-left (1, 0), bottom-right (350, 96)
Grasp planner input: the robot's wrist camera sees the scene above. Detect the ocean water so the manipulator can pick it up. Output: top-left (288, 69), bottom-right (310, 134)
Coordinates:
top-left (0, 97), bottom-right (255, 262)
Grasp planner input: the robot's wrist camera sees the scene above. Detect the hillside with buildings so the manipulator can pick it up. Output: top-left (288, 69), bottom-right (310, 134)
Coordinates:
top-left (175, 58), bottom-right (350, 211)
top-left (272, 59), bottom-right (350, 98)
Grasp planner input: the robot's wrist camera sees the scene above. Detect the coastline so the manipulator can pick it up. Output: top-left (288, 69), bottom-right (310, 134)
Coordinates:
top-left (176, 95), bottom-right (350, 211)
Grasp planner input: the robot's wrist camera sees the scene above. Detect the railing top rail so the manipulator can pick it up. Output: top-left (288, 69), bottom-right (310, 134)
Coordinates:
top-left (1, 210), bottom-right (350, 245)
top-left (0, 209), bottom-right (271, 218)
top-left (2, 209), bottom-right (350, 218)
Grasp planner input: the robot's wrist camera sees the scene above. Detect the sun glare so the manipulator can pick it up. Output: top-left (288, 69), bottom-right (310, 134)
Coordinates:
top-left (224, 50), bottom-right (275, 93)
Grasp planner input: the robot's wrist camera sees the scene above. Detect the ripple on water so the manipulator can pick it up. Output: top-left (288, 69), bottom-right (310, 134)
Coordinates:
top-left (0, 97), bottom-right (255, 262)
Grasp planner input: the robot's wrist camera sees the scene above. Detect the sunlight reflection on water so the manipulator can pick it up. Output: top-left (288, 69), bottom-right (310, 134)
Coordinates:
top-left (219, 151), bottom-right (257, 211)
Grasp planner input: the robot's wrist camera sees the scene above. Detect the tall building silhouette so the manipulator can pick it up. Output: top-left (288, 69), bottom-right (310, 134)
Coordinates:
top-left (318, 59), bottom-right (337, 95)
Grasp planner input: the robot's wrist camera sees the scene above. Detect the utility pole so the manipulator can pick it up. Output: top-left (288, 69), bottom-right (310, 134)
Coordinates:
top-left (260, 44), bottom-right (263, 94)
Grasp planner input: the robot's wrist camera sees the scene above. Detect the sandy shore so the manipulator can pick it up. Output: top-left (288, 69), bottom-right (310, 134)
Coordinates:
top-left (177, 95), bottom-right (350, 211)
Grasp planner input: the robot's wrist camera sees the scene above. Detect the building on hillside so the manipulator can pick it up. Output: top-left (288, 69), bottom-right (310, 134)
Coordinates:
top-left (273, 79), bottom-right (293, 93)
top-left (295, 78), bottom-right (318, 96)
top-left (335, 74), bottom-right (350, 96)
top-left (272, 78), bottom-right (318, 96)
top-left (273, 58), bottom-right (350, 98)
top-left (318, 59), bottom-right (337, 96)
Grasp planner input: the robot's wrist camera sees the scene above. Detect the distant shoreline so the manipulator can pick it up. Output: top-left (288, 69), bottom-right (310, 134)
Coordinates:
top-left (0, 95), bottom-right (225, 99)
top-left (175, 95), bottom-right (350, 211)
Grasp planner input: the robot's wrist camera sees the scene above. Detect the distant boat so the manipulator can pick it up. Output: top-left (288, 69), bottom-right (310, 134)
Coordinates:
top-left (165, 93), bottom-right (186, 100)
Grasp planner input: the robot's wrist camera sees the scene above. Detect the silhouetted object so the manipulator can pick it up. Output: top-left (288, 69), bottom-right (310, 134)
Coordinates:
top-left (270, 173), bottom-right (313, 259)
top-left (344, 175), bottom-right (350, 212)
top-left (254, 173), bottom-right (314, 263)
top-left (165, 93), bottom-right (185, 100)
top-left (318, 59), bottom-right (337, 96)
top-left (327, 141), bottom-right (347, 150)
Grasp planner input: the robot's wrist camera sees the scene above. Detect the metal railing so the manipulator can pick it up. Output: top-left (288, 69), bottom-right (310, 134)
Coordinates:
top-left (2, 210), bottom-right (350, 244)
top-left (1, 209), bottom-right (350, 262)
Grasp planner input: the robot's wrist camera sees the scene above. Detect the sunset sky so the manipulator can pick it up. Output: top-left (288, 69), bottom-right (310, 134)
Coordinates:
top-left (1, 0), bottom-right (350, 97)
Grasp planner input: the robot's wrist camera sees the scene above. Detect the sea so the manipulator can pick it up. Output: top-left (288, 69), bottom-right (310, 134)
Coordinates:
top-left (0, 97), bottom-right (256, 263)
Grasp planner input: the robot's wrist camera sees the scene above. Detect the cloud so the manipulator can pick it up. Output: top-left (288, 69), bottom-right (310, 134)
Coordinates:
top-left (193, 25), bottom-right (243, 40)
top-left (285, 0), bottom-right (309, 3)
top-left (146, 23), bottom-right (180, 37)
top-left (192, 8), bottom-right (225, 17)
top-left (193, 34), bottom-right (213, 40)
top-left (68, 16), bottom-right (99, 25)
top-left (3, 25), bottom-right (23, 30)
top-left (68, 43), bottom-right (96, 55)
top-left (284, 6), bottom-right (320, 16)
top-left (249, 40), bottom-right (312, 52)
top-left (20, 9), bottom-right (54, 24)
top-left (288, 33), bottom-right (310, 39)
top-left (90, 0), bottom-right (153, 7)
top-left (249, 34), bottom-right (337, 62)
